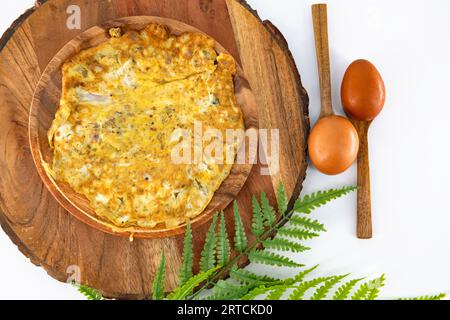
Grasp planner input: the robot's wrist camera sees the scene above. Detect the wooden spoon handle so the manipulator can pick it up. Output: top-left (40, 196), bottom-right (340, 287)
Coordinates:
top-left (354, 121), bottom-right (373, 239)
top-left (312, 4), bottom-right (333, 118)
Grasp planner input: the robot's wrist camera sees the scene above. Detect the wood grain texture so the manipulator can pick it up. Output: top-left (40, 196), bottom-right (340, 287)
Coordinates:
top-left (0, 0), bottom-right (309, 299)
top-left (312, 4), bottom-right (333, 119)
top-left (352, 120), bottom-right (373, 239)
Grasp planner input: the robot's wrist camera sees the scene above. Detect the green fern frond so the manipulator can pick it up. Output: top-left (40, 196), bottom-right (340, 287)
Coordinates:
top-left (277, 183), bottom-right (288, 215)
top-left (294, 186), bottom-right (357, 214)
top-left (293, 265), bottom-right (320, 282)
top-left (167, 267), bottom-right (219, 300)
top-left (261, 192), bottom-right (277, 227)
top-left (240, 286), bottom-right (267, 300)
top-left (200, 213), bottom-right (218, 272)
top-left (366, 275), bottom-right (386, 300)
top-left (310, 275), bottom-right (348, 300)
top-left (351, 281), bottom-right (371, 300)
top-left (209, 280), bottom-right (253, 300)
top-left (333, 278), bottom-right (364, 300)
top-left (179, 224), bottom-right (193, 286)
top-left (289, 215), bottom-right (326, 232)
top-left (265, 285), bottom-right (291, 300)
top-left (233, 201), bottom-right (248, 252)
top-left (248, 250), bottom-right (303, 268)
top-left (398, 293), bottom-right (446, 300)
top-left (244, 265), bottom-right (320, 300)
top-left (152, 252), bottom-right (166, 300)
top-left (288, 277), bottom-right (332, 300)
top-left (76, 283), bottom-right (103, 300)
top-left (240, 285), bottom-right (276, 300)
top-left (278, 227), bottom-right (319, 240)
top-left (216, 212), bottom-right (231, 266)
top-left (251, 196), bottom-right (265, 237)
top-left (262, 238), bottom-right (310, 253)
top-left (230, 267), bottom-right (278, 286)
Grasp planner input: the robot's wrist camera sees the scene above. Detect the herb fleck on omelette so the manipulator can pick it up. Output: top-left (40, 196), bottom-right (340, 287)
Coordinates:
top-left (48, 24), bottom-right (244, 229)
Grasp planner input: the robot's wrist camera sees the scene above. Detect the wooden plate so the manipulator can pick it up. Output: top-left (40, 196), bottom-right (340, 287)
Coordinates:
top-left (0, 0), bottom-right (309, 299)
top-left (29, 16), bottom-right (257, 239)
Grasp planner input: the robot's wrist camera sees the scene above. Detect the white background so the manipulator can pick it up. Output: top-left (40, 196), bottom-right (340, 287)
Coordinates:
top-left (1, 0), bottom-right (450, 299)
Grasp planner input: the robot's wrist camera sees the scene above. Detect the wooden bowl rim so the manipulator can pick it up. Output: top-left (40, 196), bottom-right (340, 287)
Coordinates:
top-left (28, 15), bottom-right (256, 239)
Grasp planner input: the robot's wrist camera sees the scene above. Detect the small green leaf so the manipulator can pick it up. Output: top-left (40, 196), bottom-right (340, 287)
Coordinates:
top-left (288, 277), bottom-right (332, 300)
top-left (262, 238), bottom-right (310, 253)
top-left (230, 267), bottom-right (278, 286)
top-left (278, 227), bottom-right (319, 240)
top-left (261, 192), bottom-right (277, 227)
top-left (277, 183), bottom-right (288, 215)
top-left (179, 224), bottom-right (193, 286)
top-left (310, 275), bottom-right (348, 300)
top-left (251, 195), bottom-right (265, 236)
top-left (289, 215), bottom-right (326, 232)
top-left (167, 267), bottom-right (219, 300)
top-left (366, 274), bottom-right (386, 300)
top-left (76, 283), bottom-right (103, 300)
top-left (333, 278), bottom-right (364, 300)
top-left (233, 201), bottom-right (248, 252)
top-left (152, 252), bottom-right (166, 300)
top-left (351, 281), bottom-right (371, 300)
top-left (292, 265), bottom-right (320, 282)
top-left (216, 212), bottom-right (231, 266)
top-left (248, 250), bottom-right (303, 268)
top-left (200, 213), bottom-right (218, 272)
top-left (265, 285), bottom-right (290, 300)
top-left (398, 293), bottom-right (446, 301)
top-left (209, 280), bottom-right (252, 300)
top-left (240, 285), bottom-right (275, 300)
top-left (294, 186), bottom-right (357, 214)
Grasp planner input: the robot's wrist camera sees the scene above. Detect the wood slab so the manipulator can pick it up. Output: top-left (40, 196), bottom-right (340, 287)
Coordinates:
top-left (0, 0), bottom-right (309, 299)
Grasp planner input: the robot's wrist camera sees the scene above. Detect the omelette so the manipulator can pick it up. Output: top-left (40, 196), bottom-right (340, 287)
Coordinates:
top-left (47, 24), bottom-right (244, 229)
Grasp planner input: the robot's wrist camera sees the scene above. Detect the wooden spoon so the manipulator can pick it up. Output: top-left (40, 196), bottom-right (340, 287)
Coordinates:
top-left (308, 4), bottom-right (359, 176)
top-left (341, 60), bottom-right (386, 239)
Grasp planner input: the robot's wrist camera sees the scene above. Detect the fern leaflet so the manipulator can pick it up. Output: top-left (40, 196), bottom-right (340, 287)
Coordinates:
top-left (288, 277), bottom-right (333, 300)
top-left (233, 201), bottom-right (248, 252)
top-left (152, 252), bottom-right (166, 300)
top-left (351, 281), bottom-right (371, 300)
top-left (249, 250), bottom-right (303, 268)
top-left (294, 186), bottom-right (357, 214)
top-left (310, 275), bottom-right (348, 300)
top-left (216, 212), bottom-right (231, 266)
top-left (366, 275), bottom-right (386, 300)
top-left (262, 238), bottom-right (310, 253)
top-left (289, 215), bottom-right (326, 232)
top-left (398, 294), bottom-right (446, 301)
top-left (230, 267), bottom-right (278, 286)
top-left (265, 285), bottom-right (291, 300)
top-left (167, 267), bottom-right (219, 300)
top-left (240, 285), bottom-right (277, 300)
top-left (209, 280), bottom-right (253, 300)
top-left (179, 224), bottom-right (193, 286)
top-left (76, 283), bottom-right (103, 300)
top-left (251, 195), bottom-right (265, 236)
top-left (200, 213), bottom-right (218, 272)
top-left (293, 265), bottom-right (320, 282)
top-left (277, 183), bottom-right (288, 215)
top-left (278, 227), bottom-right (319, 240)
top-left (333, 278), bottom-right (364, 300)
top-left (261, 192), bottom-right (276, 227)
